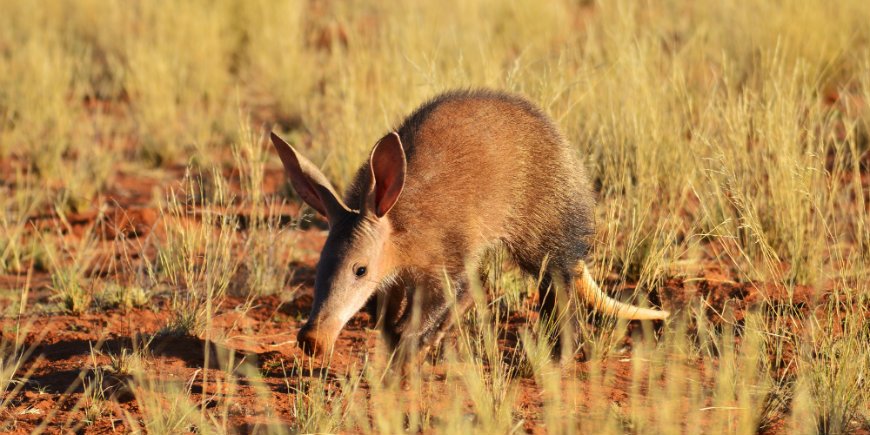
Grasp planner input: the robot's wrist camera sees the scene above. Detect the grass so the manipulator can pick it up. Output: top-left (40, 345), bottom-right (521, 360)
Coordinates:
top-left (0, 0), bottom-right (868, 433)
top-left (0, 172), bottom-right (44, 274)
top-left (231, 119), bottom-right (299, 298)
top-left (0, 321), bottom-right (41, 419)
top-left (153, 170), bottom-right (240, 337)
top-left (44, 217), bottom-right (102, 314)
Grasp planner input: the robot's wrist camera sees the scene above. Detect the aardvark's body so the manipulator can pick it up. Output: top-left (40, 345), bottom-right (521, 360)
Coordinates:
top-left (270, 89), bottom-right (668, 357)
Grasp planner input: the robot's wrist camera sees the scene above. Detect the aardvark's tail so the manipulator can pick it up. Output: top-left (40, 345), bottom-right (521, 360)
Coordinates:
top-left (574, 262), bottom-right (670, 320)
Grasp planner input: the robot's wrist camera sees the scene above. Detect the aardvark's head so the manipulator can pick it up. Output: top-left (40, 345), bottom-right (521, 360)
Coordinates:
top-left (269, 132), bottom-right (406, 356)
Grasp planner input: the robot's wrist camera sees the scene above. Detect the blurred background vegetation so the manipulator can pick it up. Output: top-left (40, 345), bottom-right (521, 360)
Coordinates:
top-left (1, 0), bottom-right (868, 282)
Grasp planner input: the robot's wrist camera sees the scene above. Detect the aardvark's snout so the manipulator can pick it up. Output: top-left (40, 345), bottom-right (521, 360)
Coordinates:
top-left (296, 323), bottom-right (333, 356)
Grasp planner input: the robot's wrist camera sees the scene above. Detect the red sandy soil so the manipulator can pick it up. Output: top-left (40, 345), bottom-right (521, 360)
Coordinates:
top-left (0, 162), bottom-right (864, 435)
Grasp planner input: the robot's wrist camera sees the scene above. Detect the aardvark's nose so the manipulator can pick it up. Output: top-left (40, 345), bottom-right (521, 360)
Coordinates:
top-left (296, 324), bottom-right (329, 356)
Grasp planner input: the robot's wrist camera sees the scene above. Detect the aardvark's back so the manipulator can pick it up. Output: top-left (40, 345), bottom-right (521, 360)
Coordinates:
top-left (347, 90), bottom-right (596, 276)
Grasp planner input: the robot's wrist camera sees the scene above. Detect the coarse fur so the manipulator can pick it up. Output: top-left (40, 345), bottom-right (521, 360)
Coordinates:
top-left (270, 89), bottom-right (668, 358)
top-left (348, 89), bottom-right (595, 277)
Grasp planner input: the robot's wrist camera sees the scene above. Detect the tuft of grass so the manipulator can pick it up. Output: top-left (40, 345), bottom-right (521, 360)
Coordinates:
top-left (44, 218), bottom-right (101, 314)
top-left (94, 282), bottom-right (150, 312)
top-left (443, 267), bottom-right (521, 433)
top-left (77, 352), bottom-right (110, 428)
top-left (288, 361), bottom-right (358, 434)
top-left (0, 321), bottom-right (41, 417)
top-left (124, 375), bottom-right (212, 434)
top-left (231, 118), bottom-right (298, 298)
top-left (0, 172), bottom-right (44, 274)
top-left (154, 169), bottom-right (240, 337)
top-left (793, 279), bottom-right (870, 435)
top-left (49, 266), bottom-right (91, 315)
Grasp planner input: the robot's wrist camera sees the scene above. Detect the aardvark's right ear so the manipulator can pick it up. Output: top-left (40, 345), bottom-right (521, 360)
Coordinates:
top-left (270, 132), bottom-right (350, 223)
top-left (366, 132), bottom-right (406, 218)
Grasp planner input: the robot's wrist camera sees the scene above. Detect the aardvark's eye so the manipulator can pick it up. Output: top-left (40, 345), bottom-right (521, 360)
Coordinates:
top-left (354, 266), bottom-right (367, 278)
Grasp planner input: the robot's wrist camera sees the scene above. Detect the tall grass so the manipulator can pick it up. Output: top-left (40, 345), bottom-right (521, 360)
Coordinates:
top-left (154, 171), bottom-right (239, 336)
top-left (0, 321), bottom-right (42, 421)
top-left (0, 0), bottom-right (868, 433)
top-left (44, 217), bottom-right (101, 314)
top-left (231, 118), bottom-right (298, 298)
top-left (0, 173), bottom-right (43, 274)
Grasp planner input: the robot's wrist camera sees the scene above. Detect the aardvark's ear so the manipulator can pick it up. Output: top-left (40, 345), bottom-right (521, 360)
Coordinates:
top-left (270, 132), bottom-right (350, 223)
top-left (366, 132), bottom-right (406, 218)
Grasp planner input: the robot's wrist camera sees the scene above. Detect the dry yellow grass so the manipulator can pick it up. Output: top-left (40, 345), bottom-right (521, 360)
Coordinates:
top-left (0, 0), bottom-right (868, 433)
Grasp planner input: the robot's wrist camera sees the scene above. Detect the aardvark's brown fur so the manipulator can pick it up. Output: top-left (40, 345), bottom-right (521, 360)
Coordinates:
top-left (270, 89), bottom-right (669, 357)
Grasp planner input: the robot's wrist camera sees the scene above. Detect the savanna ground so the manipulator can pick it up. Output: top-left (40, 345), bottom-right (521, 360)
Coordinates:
top-left (0, 0), bottom-right (869, 433)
